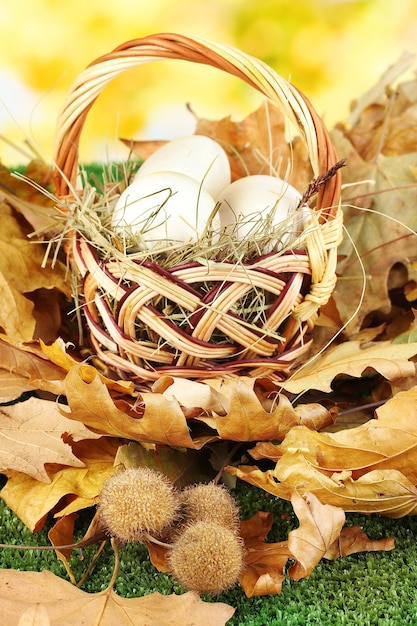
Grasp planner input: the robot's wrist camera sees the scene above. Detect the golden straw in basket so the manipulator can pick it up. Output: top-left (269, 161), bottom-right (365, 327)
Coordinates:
top-left (53, 33), bottom-right (343, 384)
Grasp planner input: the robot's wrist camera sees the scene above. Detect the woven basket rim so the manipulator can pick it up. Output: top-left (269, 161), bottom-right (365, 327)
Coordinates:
top-left (52, 32), bottom-right (342, 217)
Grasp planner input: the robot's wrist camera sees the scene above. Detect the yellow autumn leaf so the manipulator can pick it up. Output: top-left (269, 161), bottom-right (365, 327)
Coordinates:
top-left (229, 455), bottom-right (417, 517)
top-left (287, 491), bottom-right (346, 580)
top-left (0, 438), bottom-right (121, 531)
top-left (40, 339), bottom-right (135, 395)
top-left (63, 364), bottom-right (207, 448)
top-left (0, 396), bottom-right (101, 482)
top-left (281, 340), bottom-right (417, 393)
top-left (0, 336), bottom-right (67, 399)
top-left (249, 384), bottom-right (417, 482)
top-left (0, 569), bottom-right (234, 626)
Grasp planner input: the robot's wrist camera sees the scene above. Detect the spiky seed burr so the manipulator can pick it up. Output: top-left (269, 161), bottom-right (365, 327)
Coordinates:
top-left (169, 520), bottom-right (245, 595)
top-left (98, 467), bottom-right (178, 543)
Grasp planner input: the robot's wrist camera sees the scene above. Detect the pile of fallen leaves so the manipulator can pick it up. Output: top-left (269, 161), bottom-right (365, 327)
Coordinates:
top-left (2, 58), bottom-right (417, 623)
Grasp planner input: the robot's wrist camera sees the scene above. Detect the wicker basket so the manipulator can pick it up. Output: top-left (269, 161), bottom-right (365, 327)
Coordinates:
top-left (53, 33), bottom-right (343, 384)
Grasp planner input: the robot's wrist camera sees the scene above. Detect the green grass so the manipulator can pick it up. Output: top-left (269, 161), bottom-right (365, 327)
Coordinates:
top-left (1, 480), bottom-right (417, 625)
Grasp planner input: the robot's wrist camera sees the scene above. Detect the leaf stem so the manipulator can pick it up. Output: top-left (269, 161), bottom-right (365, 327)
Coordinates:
top-left (76, 540), bottom-right (107, 588)
top-left (144, 533), bottom-right (172, 549)
top-left (107, 538), bottom-right (121, 590)
top-left (213, 442), bottom-right (242, 484)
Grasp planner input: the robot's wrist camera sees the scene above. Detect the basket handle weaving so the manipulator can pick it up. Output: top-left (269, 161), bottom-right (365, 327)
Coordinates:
top-left (53, 32), bottom-right (341, 217)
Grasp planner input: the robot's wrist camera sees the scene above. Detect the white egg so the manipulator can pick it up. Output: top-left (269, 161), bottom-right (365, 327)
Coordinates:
top-left (134, 135), bottom-right (231, 198)
top-left (217, 175), bottom-right (307, 249)
top-left (111, 171), bottom-right (218, 251)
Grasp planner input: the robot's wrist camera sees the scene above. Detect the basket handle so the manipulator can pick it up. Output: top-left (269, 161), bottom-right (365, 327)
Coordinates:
top-left (53, 32), bottom-right (341, 216)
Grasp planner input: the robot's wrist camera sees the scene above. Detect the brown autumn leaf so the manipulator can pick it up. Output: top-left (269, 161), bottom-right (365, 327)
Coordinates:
top-left (230, 457), bottom-right (417, 518)
top-left (280, 340), bottom-right (417, 394)
top-left (252, 384), bottom-right (417, 483)
top-left (239, 511), bottom-right (290, 597)
top-left (0, 437), bottom-right (121, 531)
top-left (119, 138), bottom-right (168, 162)
top-left (63, 364), bottom-right (208, 448)
top-left (0, 569), bottom-right (235, 626)
top-left (48, 513), bottom-right (79, 583)
top-left (64, 363), bottom-right (335, 446)
top-left (324, 525), bottom-right (395, 560)
top-left (287, 491), bottom-right (346, 580)
top-left (341, 73), bottom-right (417, 160)
top-left (40, 339), bottom-right (135, 396)
top-left (48, 513), bottom-right (79, 560)
top-left (0, 160), bottom-right (54, 205)
top-left (193, 101), bottom-right (312, 191)
top-left (197, 377), bottom-right (336, 440)
top-left (156, 376), bottom-right (335, 441)
top-left (0, 396), bottom-right (103, 482)
top-left (0, 199), bottom-right (70, 343)
top-left (0, 336), bottom-right (68, 401)
top-left (335, 152), bottom-right (417, 333)
top-left (146, 539), bottom-right (172, 574)
top-left (330, 73), bottom-right (417, 333)
top-left (236, 500), bottom-right (393, 597)
top-left (0, 160), bottom-right (63, 236)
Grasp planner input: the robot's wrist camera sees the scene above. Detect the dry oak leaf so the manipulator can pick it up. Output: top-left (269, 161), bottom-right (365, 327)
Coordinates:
top-left (160, 376), bottom-right (335, 441)
top-left (48, 513), bottom-right (79, 583)
top-left (40, 339), bottom-right (135, 396)
top-left (287, 491), bottom-right (345, 581)
top-left (342, 73), bottom-right (417, 160)
top-left (0, 200), bottom-right (70, 343)
top-left (324, 525), bottom-right (395, 560)
top-left (63, 364), bottom-right (210, 448)
top-left (0, 160), bottom-right (60, 235)
top-left (286, 492), bottom-right (394, 579)
top-left (251, 384), bottom-right (417, 484)
top-left (331, 69), bottom-right (417, 333)
top-left (237, 495), bottom-right (392, 596)
top-left (0, 336), bottom-right (67, 401)
top-left (198, 377), bottom-right (335, 440)
top-left (0, 437), bottom-right (121, 531)
top-left (194, 101), bottom-right (312, 191)
top-left (239, 511), bottom-right (290, 597)
top-left (0, 396), bottom-right (102, 482)
top-left (229, 456), bottom-right (417, 517)
top-left (331, 133), bottom-right (417, 333)
top-left (0, 160), bottom-right (54, 205)
top-left (280, 340), bottom-right (417, 393)
top-left (0, 569), bottom-right (234, 626)
top-left (64, 364), bottom-right (335, 446)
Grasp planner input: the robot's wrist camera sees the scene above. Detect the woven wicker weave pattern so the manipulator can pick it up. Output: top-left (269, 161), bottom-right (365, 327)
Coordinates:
top-left (53, 33), bottom-right (343, 383)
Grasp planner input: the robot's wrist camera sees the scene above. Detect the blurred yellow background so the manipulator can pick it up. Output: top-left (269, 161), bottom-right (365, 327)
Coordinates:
top-left (1, 0), bottom-right (416, 165)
